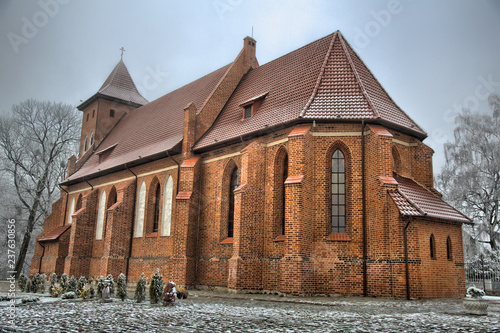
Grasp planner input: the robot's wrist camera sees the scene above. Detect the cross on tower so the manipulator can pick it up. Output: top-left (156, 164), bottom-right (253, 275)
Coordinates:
top-left (120, 47), bottom-right (125, 59)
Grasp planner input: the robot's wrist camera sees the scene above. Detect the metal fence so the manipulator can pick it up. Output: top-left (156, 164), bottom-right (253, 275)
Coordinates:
top-left (465, 259), bottom-right (500, 291)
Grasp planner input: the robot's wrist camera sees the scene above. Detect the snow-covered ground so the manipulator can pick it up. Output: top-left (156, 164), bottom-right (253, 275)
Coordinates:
top-left (1, 293), bottom-right (499, 332)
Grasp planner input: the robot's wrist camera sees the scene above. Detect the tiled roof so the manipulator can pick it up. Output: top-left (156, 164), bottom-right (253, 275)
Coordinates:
top-left (37, 224), bottom-right (71, 242)
top-left (195, 31), bottom-right (425, 150)
top-left (390, 174), bottom-right (472, 224)
top-left (78, 59), bottom-right (148, 110)
top-left (64, 64), bottom-right (231, 184)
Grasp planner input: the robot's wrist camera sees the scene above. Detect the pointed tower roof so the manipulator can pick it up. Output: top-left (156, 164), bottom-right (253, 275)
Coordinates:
top-left (301, 32), bottom-right (425, 136)
top-left (77, 59), bottom-right (148, 110)
top-left (195, 31), bottom-right (426, 150)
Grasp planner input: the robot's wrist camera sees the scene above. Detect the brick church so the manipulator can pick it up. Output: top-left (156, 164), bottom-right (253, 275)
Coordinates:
top-left (31, 31), bottom-right (471, 298)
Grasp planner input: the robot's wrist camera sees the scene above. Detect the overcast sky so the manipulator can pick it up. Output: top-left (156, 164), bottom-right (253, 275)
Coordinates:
top-left (1, 0), bottom-right (499, 174)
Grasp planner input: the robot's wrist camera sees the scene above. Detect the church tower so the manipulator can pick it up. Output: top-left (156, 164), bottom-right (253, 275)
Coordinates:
top-left (76, 54), bottom-right (147, 159)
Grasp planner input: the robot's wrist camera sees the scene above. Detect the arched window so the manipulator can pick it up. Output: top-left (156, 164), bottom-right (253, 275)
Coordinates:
top-left (227, 167), bottom-right (239, 238)
top-left (153, 184), bottom-right (161, 233)
top-left (96, 190), bottom-right (106, 240)
top-left (161, 175), bottom-right (174, 236)
top-left (67, 197), bottom-right (75, 225)
top-left (281, 154), bottom-right (288, 235)
top-left (107, 187), bottom-right (117, 209)
top-left (76, 194), bottom-right (82, 211)
top-left (134, 180), bottom-right (146, 237)
top-left (392, 146), bottom-right (402, 175)
top-left (89, 131), bottom-right (94, 146)
top-left (446, 236), bottom-right (452, 261)
top-left (83, 135), bottom-right (88, 152)
top-left (430, 234), bottom-right (436, 259)
top-left (331, 149), bottom-right (346, 233)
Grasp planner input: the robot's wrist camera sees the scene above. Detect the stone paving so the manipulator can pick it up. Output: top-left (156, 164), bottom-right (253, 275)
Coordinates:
top-left (1, 290), bottom-right (500, 332)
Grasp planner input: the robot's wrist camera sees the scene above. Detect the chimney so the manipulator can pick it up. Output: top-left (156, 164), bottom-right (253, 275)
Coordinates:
top-left (243, 36), bottom-right (258, 69)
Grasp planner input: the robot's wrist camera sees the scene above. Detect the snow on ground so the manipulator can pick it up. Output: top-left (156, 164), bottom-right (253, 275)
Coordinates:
top-left (1, 293), bottom-right (499, 332)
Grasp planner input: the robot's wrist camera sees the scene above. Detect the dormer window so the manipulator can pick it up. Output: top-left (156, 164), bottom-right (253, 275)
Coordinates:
top-left (244, 105), bottom-right (252, 119)
top-left (240, 92), bottom-right (268, 120)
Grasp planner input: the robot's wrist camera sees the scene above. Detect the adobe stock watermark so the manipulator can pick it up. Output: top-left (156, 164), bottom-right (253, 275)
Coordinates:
top-left (6, 219), bottom-right (17, 327)
top-left (353, 0), bottom-right (408, 49)
top-left (213, 0), bottom-right (243, 21)
top-left (7, 0), bottom-right (71, 54)
top-left (136, 65), bottom-right (169, 99)
top-left (430, 74), bottom-right (500, 144)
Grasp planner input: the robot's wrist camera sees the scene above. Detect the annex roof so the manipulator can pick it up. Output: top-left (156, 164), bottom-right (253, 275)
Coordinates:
top-left (64, 63), bottom-right (232, 184)
top-left (37, 224), bottom-right (71, 242)
top-left (389, 174), bottom-right (472, 224)
top-left (195, 31), bottom-right (425, 150)
top-left (77, 59), bottom-right (148, 110)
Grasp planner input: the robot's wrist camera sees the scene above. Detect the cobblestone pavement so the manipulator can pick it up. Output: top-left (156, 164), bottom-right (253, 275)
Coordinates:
top-left (1, 292), bottom-right (500, 332)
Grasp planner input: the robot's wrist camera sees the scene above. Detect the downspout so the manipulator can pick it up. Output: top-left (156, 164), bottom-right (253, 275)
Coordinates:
top-left (361, 120), bottom-right (367, 297)
top-left (125, 164), bottom-right (138, 280)
top-left (404, 217), bottom-right (412, 300)
top-left (166, 150), bottom-right (180, 195)
top-left (38, 241), bottom-right (45, 273)
top-left (83, 177), bottom-right (94, 191)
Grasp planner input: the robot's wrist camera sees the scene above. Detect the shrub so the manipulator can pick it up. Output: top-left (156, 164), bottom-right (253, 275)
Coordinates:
top-left (49, 273), bottom-right (58, 294)
top-left (116, 273), bottom-right (127, 301)
top-left (51, 284), bottom-right (64, 297)
top-left (25, 279), bottom-right (32, 293)
top-left (18, 273), bottom-right (27, 292)
top-left (67, 276), bottom-right (77, 292)
top-left (97, 277), bottom-right (105, 297)
top-left (31, 273), bottom-right (42, 293)
top-left (149, 269), bottom-right (163, 304)
top-left (76, 276), bottom-right (87, 295)
top-left (90, 281), bottom-right (96, 298)
top-left (135, 273), bottom-right (147, 303)
top-left (21, 296), bottom-right (39, 304)
top-left (467, 286), bottom-right (485, 299)
top-left (79, 284), bottom-right (91, 300)
top-left (106, 274), bottom-right (115, 296)
top-left (61, 273), bottom-right (69, 292)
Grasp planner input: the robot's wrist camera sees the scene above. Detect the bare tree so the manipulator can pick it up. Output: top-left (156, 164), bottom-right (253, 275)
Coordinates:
top-left (0, 99), bottom-right (79, 278)
top-left (436, 93), bottom-right (500, 253)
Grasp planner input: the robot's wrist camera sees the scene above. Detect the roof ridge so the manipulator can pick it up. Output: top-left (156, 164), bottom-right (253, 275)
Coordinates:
top-left (338, 33), bottom-right (379, 119)
top-left (299, 32), bottom-right (338, 118)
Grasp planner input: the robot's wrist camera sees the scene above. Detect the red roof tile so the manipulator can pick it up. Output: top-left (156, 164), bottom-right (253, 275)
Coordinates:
top-left (391, 174), bottom-right (472, 224)
top-left (196, 31), bottom-right (425, 150)
top-left (65, 64), bottom-right (231, 184)
top-left (37, 224), bottom-right (71, 242)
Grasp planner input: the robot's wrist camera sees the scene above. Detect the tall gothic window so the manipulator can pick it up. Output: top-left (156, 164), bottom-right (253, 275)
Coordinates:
top-left (227, 167), bottom-right (239, 238)
top-left (134, 180), bottom-right (146, 237)
top-left (446, 236), bottom-right (452, 260)
top-left (161, 176), bottom-right (174, 236)
top-left (281, 154), bottom-right (288, 235)
top-left (331, 150), bottom-right (346, 233)
top-left (83, 135), bottom-right (88, 152)
top-left (67, 197), bottom-right (75, 225)
top-left (153, 184), bottom-right (161, 233)
top-left (96, 190), bottom-right (106, 240)
top-left (430, 234), bottom-right (436, 259)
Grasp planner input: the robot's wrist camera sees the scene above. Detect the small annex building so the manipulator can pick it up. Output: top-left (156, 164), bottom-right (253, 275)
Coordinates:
top-left (31, 31), bottom-right (471, 299)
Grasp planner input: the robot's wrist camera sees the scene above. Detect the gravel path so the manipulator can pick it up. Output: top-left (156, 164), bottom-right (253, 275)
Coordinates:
top-left (1, 293), bottom-right (499, 332)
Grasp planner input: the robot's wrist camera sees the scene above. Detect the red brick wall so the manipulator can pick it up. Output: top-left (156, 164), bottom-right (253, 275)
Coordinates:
top-left (32, 122), bottom-right (466, 298)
